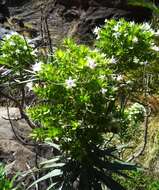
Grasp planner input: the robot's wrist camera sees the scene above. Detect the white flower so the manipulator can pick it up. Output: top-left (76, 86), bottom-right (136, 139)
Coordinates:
top-left (113, 24), bottom-right (120, 32)
top-left (29, 43), bottom-right (35, 48)
top-left (65, 77), bottom-right (76, 89)
top-left (16, 49), bottom-right (20, 54)
top-left (111, 74), bottom-right (117, 80)
top-left (124, 33), bottom-right (128, 37)
top-left (133, 57), bottom-right (140, 63)
top-left (109, 56), bottom-right (117, 64)
top-left (87, 57), bottom-right (97, 69)
top-left (32, 62), bottom-right (42, 72)
top-left (2, 54), bottom-right (6, 57)
top-left (132, 36), bottom-right (138, 43)
top-left (141, 23), bottom-right (151, 31)
top-left (93, 27), bottom-right (100, 39)
top-left (99, 75), bottom-right (105, 80)
top-left (101, 88), bottom-right (107, 94)
top-left (26, 82), bottom-right (33, 91)
top-left (151, 45), bottom-right (159, 52)
top-left (140, 61), bottom-right (148, 65)
top-left (93, 26), bottom-right (100, 35)
top-left (23, 46), bottom-right (28, 50)
top-left (31, 49), bottom-right (38, 56)
top-left (116, 75), bottom-right (123, 81)
top-left (9, 41), bottom-right (15, 46)
top-left (130, 21), bottom-right (135, 26)
top-left (100, 53), bottom-right (107, 58)
top-left (113, 32), bottom-right (121, 39)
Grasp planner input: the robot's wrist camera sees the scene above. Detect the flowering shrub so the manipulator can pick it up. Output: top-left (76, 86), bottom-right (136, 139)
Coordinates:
top-left (27, 18), bottom-right (159, 164)
top-left (1, 19), bottom-right (159, 189)
top-left (126, 103), bottom-right (146, 123)
top-left (0, 34), bottom-right (37, 88)
top-left (0, 34), bottom-right (36, 71)
top-left (95, 19), bottom-right (159, 94)
top-left (28, 38), bottom-right (120, 157)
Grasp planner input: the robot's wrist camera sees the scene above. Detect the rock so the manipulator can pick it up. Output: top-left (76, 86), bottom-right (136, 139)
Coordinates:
top-left (5, 0), bottom-right (28, 7)
top-left (0, 107), bottom-right (54, 179)
top-left (0, 107), bottom-right (35, 175)
top-left (1, 140), bottom-right (36, 171)
top-left (0, 107), bottom-right (19, 140)
top-left (58, 0), bottom-right (89, 10)
top-left (76, 5), bottom-right (152, 39)
top-left (58, 0), bottom-right (127, 10)
top-left (5, 0), bottom-right (153, 46)
top-left (0, 1), bottom-right (10, 23)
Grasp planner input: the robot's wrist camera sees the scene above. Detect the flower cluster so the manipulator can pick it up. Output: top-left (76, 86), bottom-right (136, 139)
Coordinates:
top-left (0, 34), bottom-right (36, 70)
top-left (28, 38), bottom-right (114, 153)
top-left (95, 19), bottom-right (159, 95)
top-left (126, 103), bottom-right (146, 124)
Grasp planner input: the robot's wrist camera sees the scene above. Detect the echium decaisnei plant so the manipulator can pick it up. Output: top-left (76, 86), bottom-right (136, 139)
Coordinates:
top-left (0, 33), bottom-right (37, 87)
top-left (0, 33), bottom-right (38, 110)
top-left (95, 19), bottom-right (159, 95)
top-left (27, 38), bottom-right (137, 190)
top-left (26, 19), bottom-right (159, 190)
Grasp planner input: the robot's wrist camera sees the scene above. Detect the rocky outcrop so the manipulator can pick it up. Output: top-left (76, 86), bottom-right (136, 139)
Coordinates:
top-left (77, 5), bottom-right (152, 37)
top-left (0, 107), bottom-right (36, 175)
top-left (3, 0), bottom-right (152, 45)
top-left (0, 107), bottom-right (55, 179)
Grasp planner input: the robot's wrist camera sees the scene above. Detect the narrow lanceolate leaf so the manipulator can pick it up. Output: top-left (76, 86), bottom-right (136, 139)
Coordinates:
top-left (46, 182), bottom-right (57, 190)
top-left (27, 169), bottom-right (62, 189)
top-left (94, 168), bottom-right (126, 190)
top-left (43, 162), bottom-right (65, 169)
top-left (45, 141), bottom-right (61, 151)
top-left (40, 156), bottom-right (61, 165)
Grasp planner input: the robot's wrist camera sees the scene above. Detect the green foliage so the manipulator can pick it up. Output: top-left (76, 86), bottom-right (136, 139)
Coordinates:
top-left (1, 19), bottom-right (159, 189)
top-left (28, 38), bottom-right (122, 158)
top-left (95, 18), bottom-right (159, 96)
top-left (0, 163), bottom-right (16, 190)
top-left (118, 102), bottom-right (146, 142)
top-left (95, 19), bottom-right (156, 70)
top-left (26, 19), bottom-right (159, 189)
top-left (0, 34), bottom-right (35, 70)
top-left (115, 170), bottom-right (159, 190)
top-left (27, 143), bottom-right (137, 190)
top-left (0, 34), bottom-right (36, 87)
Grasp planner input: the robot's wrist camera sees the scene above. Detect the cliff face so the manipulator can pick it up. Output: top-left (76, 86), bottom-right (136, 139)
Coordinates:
top-left (3, 0), bottom-right (152, 45)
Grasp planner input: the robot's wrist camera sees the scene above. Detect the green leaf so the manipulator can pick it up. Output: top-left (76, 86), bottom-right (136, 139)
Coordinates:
top-left (27, 169), bottom-right (62, 189)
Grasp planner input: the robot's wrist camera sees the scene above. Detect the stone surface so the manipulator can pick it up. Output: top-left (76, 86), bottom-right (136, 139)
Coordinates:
top-left (3, 0), bottom-right (152, 46)
top-left (0, 1), bottom-right (10, 23)
top-left (76, 5), bottom-right (152, 39)
top-left (0, 107), bottom-right (35, 175)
